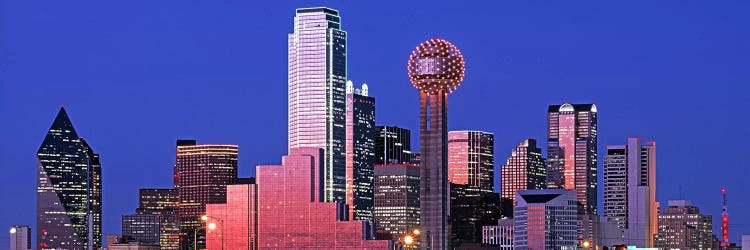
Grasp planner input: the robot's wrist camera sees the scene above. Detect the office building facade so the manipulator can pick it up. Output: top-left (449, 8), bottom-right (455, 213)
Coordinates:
top-left (175, 141), bottom-right (238, 249)
top-left (547, 103), bottom-right (598, 214)
top-left (206, 183), bottom-right (257, 250)
top-left (373, 164), bottom-right (420, 240)
top-left (500, 138), bottom-right (546, 204)
top-left (514, 189), bottom-right (579, 249)
top-left (655, 200), bottom-right (714, 250)
top-left (482, 219), bottom-right (514, 250)
top-left (603, 137), bottom-right (657, 247)
top-left (448, 130), bottom-right (494, 194)
top-left (136, 188), bottom-right (179, 249)
top-left (375, 126), bottom-right (412, 164)
top-left (288, 7), bottom-right (348, 203)
top-left (206, 147), bottom-right (390, 248)
top-left (345, 81), bottom-right (376, 221)
top-left (121, 214), bottom-right (160, 246)
top-left (36, 107), bottom-right (102, 249)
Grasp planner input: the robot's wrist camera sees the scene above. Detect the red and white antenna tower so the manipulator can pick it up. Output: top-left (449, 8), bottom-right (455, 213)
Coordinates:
top-left (721, 187), bottom-right (729, 247)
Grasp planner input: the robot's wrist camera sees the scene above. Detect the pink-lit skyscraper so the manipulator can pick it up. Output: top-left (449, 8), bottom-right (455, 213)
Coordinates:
top-left (407, 38), bottom-right (466, 249)
top-left (500, 138), bottom-right (546, 204)
top-left (205, 148), bottom-right (390, 249)
top-left (447, 130), bottom-right (494, 193)
top-left (547, 103), bottom-right (598, 214)
top-left (288, 7), bottom-right (348, 203)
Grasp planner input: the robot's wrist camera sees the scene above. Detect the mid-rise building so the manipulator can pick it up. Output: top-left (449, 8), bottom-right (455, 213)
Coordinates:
top-left (205, 148), bottom-right (390, 249)
top-left (448, 130), bottom-right (494, 194)
top-left (603, 137), bottom-right (657, 247)
top-left (121, 214), bottom-right (160, 246)
top-left (206, 183), bottom-right (257, 250)
top-left (654, 200), bottom-right (713, 249)
top-left (375, 126), bottom-right (412, 164)
top-left (742, 235), bottom-right (750, 250)
top-left (514, 189), bottom-right (579, 249)
top-left (9, 225), bottom-right (31, 250)
top-left (450, 183), bottom-right (502, 247)
top-left (345, 80), bottom-right (376, 221)
top-left (482, 219), bottom-right (514, 250)
top-left (136, 188), bottom-right (179, 249)
top-left (36, 107), bottom-right (102, 249)
top-left (175, 141), bottom-right (238, 249)
top-left (547, 103), bottom-right (598, 215)
top-left (500, 138), bottom-right (546, 205)
top-left (373, 164), bottom-right (420, 240)
top-left (288, 7), bottom-right (348, 204)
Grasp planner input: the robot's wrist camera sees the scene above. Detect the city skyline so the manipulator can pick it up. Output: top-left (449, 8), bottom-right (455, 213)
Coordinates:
top-left (2, 1), bottom-right (749, 247)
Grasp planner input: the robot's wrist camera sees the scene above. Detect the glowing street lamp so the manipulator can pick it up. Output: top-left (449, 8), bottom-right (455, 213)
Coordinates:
top-left (404, 235), bottom-right (414, 245)
top-left (412, 229), bottom-right (420, 236)
top-left (200, 215), bottom-right (224, 250)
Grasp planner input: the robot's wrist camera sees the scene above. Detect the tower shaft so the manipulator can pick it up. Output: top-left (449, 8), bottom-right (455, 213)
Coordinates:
top-left (419, 90), bottom-right (450, 249)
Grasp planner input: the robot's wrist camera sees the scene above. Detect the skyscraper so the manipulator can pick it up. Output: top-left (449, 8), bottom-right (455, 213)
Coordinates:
top-left (500, 138), bottom-right (546, 205)
top-left (447, 130), bottom-right (494, 194)
top-left (288, 7), bottom-right (347, 203)
top-left (375, 126), bottom-right (412, 164)
top-left (373, 164), bottom-right (420, 240)
top-left (407, 38), bottom-right (466, 249)
top-left (514, 189), bottom-right (579, 249)
top-left (547, 103), bottom-right (598, 214)
top-left (345, 80), bottom-right (376, 221)
top-left (36, 107), bottom-right (102, 249)
top-left (9, 225), bottom-right (31, 250)
top-left (603, 137), bottom-right (657, 247)
top-left (175, 141), bottom-right (238, 249)
top-left (136, 188), bottom-right (179, 249)
top-left (654, 200), bottom-right (714, 249)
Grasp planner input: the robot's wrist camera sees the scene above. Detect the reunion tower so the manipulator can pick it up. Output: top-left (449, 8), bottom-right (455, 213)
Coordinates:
top-left (408, 38), bottom-right (465, 249)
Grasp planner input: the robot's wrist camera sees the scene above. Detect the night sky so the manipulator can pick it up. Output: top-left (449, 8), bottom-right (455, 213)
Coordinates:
top-left (2, 0), bottom-right (749, 246)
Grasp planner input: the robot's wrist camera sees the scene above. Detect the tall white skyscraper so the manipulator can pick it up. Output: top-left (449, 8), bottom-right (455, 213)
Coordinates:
top-left (288, 7), bottom-right (347, 203)
top-left (603, 137), bottom-right (657, 247)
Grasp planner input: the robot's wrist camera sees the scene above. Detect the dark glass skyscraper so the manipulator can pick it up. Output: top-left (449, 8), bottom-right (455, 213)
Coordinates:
top-left (36, 107), bottom-right (102, 249)
top-left (547, 103), bottom-right (598, 214)
top-left (345, 81), bottom-right (376, 221)
top-left (375, 126), bottom-right (412, 164)
top-left (174, 141), bottom-right (238, 249)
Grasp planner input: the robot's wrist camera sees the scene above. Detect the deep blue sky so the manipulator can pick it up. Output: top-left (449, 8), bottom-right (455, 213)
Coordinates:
top-left (2, 0), bottom-right (749, 246)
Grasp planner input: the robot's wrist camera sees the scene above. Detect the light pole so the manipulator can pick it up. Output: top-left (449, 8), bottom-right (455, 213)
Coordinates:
top-left (201, 215), bottom-right (225, 250)
top-left (193, 227), bottom-right (205, 250)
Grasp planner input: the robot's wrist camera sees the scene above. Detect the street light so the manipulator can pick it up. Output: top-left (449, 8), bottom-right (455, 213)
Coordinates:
top-left (403, 235), bottom-right (414, 245)
top-left (412, 229), bottom-right (420, 236)
top-left (582, 240), bottom-right (591, 249)
top-left (201, 215), bottom-right (225, 250)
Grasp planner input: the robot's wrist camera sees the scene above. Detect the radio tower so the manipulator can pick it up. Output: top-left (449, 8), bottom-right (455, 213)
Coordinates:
top-left (721, 187), bottom-right (729, 248)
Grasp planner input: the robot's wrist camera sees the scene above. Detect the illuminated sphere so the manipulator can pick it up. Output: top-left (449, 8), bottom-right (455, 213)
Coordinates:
top-left (407, 38), bottom-right (465, 94)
